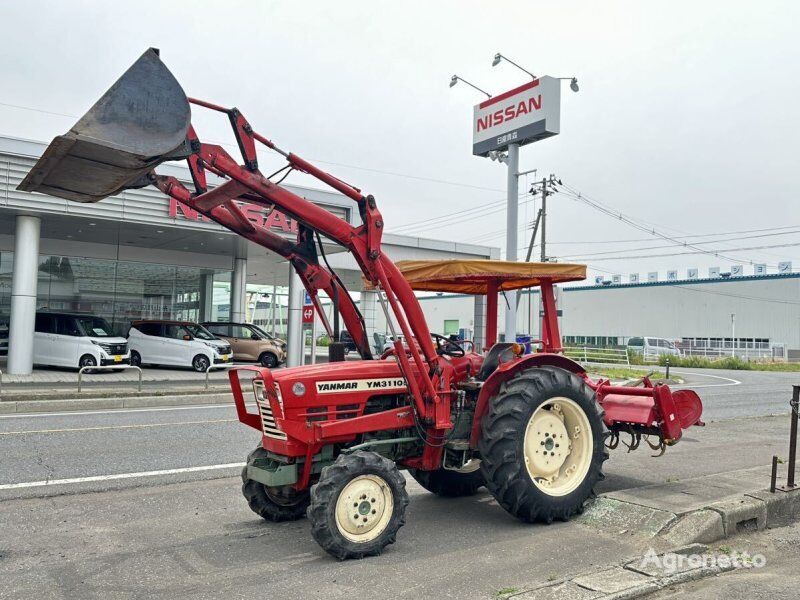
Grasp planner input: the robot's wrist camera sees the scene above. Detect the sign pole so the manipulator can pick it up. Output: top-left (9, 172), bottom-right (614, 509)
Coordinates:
top-left (504, 143), bottom-right (520, 344)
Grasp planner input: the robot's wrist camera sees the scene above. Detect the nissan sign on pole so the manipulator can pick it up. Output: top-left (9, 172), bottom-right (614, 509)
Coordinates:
top-left (472, 76), bottom-right (561, 156)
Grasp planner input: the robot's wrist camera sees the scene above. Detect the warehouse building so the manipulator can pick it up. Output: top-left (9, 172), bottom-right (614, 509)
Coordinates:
top-left (371, 272), bottom-right (800, 360)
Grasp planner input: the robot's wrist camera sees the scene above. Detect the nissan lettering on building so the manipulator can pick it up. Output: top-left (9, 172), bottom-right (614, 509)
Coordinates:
top-left (472, 75), bottom-right (561, 156)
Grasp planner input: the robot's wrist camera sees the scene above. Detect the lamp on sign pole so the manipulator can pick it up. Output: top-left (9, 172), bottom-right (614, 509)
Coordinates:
top-left (449, 75), bottom-right (492, 98)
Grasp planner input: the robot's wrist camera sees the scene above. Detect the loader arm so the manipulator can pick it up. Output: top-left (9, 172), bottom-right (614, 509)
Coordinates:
top-left (152, 174), bottom-right (373, 359)
top-left (19, 49), bottom-right (452, 443)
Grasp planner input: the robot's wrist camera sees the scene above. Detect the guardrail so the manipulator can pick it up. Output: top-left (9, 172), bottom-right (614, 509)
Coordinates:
top-left (205, 362), bottom-right (238, 390)
top-left (563, 346), bottom-right (630, 366)
top-left (78, 365), bottom-right (142, 392)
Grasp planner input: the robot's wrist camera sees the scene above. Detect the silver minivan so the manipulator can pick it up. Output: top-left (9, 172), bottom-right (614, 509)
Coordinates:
top-left (627, 336), bottom-right (681, 357)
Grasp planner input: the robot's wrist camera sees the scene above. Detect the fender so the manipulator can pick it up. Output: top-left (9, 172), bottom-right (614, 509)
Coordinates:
top-left (468, 353), bottom-right (585, 448)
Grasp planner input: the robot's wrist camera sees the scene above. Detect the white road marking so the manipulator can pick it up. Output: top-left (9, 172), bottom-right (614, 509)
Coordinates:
top-left (671, 371), bottom-right (742, 389)
top-left (0, 419), bottom-right (237, 436)
top-left (0, 463), bottom-right (246, 490)
top-left (0, 403), bottom-right (235, 420)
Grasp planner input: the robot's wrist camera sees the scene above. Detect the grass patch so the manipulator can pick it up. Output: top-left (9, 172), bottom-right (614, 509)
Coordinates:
top-left (587, 366), bottom-right (665, 381)
top-left (631, 353), bottom-right (800, 372)
top-left (495, 587), bottom-right (518, 597)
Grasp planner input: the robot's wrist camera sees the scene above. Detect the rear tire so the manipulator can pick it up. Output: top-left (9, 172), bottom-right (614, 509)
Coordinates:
top-left (478, 366), bottom-right (608, 523)
top-left (192, 354), bottom-right (210, 373)
top-left (308, 451), bottom-right (408, 560)
top-left (241, 447), bottom-right (310, 522)
top-left (410, 462), bottom-right (484, 497)
top-left (259, 352), bottom-right (278, 369)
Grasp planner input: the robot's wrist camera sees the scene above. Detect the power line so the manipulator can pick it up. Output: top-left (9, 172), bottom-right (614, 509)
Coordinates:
top-left (556, 183), bottom-right (781, 267)
top-left (564, 241), bottom-right (800, 262)
top-left (554, 229), bottom-right (800, 259)
top-left (546, 224), bottom-right (800, 245)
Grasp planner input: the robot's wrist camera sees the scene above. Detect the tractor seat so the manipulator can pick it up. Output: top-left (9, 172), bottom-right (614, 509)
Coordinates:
top-left (476, 343), bottom-right (516, 381)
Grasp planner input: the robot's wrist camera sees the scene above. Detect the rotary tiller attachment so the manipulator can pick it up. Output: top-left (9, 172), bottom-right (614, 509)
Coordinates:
top-left (18, 48), bottom-right (192, 203)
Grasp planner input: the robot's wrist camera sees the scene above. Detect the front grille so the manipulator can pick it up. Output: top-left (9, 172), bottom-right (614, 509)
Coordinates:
top-left (253, 380), bottom-right (287, 440)
top-left (101, 343), bottom-right (127, 355)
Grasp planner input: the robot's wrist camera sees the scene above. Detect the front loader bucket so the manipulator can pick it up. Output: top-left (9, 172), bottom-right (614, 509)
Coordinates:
top-left (18, 48), bottom-right (192, 203)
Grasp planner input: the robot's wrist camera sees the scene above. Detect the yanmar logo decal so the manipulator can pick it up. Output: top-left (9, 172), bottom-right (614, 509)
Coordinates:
top-left (315, 378), bottom-right (407, 394)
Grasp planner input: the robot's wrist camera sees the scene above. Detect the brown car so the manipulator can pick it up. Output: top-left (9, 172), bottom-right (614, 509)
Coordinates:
top-left (202, 322), bottom-right (286, 368)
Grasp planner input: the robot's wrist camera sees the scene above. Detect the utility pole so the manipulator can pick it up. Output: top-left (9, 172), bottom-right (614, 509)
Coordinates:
top-left (731, 312), bottom-right (736, 358)
top-left (540, 177), bottom-right (548, 262)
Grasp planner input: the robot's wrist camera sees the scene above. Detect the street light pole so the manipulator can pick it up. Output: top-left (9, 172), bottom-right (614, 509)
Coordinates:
top-left (504, 143), bottom-right (520, 343)
top-left (731, 312), bottom-right (736, 358)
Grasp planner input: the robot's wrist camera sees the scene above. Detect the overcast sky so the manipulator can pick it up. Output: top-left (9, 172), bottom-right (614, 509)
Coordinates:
top-left (1, 0), bottom-right (798, 282)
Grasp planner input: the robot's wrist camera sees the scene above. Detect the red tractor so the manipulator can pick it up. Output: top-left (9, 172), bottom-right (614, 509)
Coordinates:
top-left (22, 49), bottom-right (704, 560)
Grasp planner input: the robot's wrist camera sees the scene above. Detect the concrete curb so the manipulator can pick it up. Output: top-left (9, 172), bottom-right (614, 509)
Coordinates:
top-left (0, 392), bottom-right (233, 414)
top-left (579, 476), bottom-right (800, 549)
top-left (503, 544), bottom-right (742, 599)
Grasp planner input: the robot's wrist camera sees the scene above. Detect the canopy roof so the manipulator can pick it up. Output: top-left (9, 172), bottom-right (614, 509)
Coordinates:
top-left (392, 259), bottom-right (587, 294)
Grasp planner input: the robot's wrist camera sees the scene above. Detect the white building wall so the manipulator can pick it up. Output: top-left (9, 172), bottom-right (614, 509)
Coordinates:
top-left (367, 276), bottom-right (800, 351)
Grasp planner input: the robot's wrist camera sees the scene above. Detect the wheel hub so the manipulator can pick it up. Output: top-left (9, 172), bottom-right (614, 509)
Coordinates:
top-left (525, 410), bottom-right (570, 477)
top-left (335, 474), bottom-right (393, 543)
top-left (523, 397), bottom-right (594, 497)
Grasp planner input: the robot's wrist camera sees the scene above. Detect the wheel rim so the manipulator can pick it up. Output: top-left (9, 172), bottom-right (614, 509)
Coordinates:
top-left (195, 356), bottom-right (209, 371)
top-left (453, 458), bottom-right (481, 474)
top-left (80, 356), bottom-right (96, 367)
top-left (334, 474), bottom-right (394, 543)
top-left (523, 396), bottom-right (593, 497)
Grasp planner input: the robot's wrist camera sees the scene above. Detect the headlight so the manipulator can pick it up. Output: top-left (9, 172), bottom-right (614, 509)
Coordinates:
top-left (91, 340), bottom-right (112, 353)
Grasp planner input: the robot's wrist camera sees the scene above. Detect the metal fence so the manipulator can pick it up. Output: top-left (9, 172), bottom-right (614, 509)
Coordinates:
top-left (562, 346), bottom-right (630, 366)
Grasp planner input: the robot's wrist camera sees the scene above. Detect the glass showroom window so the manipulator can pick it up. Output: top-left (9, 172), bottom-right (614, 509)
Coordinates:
top-left (33, 255), bottom-right (222, 335)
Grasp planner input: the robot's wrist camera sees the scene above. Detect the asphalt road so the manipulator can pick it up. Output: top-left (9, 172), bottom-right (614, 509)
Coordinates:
top-left (671, 367), bottom-right (800, 420)
top-left (0, 367), bottom-right (797, 598)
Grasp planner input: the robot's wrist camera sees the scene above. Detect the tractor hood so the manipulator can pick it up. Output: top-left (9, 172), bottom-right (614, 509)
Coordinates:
top-left (273, 360), bottom-right (408, 400)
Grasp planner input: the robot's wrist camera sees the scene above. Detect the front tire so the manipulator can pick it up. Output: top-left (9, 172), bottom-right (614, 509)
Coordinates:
top-left (130, 350), bottom-right (141, 367)
top-left (478, 366), bottom-right (608, 523)
top-left (308, 451), bottom-right (408, 560)
top-left (78, 354), bottom-right (97, 372)
top-left (241, 447), bottom-right (309, 521)
top-left (259, 352), bottom-right (278, 368)
top-left (192, 354), bottom-right (210, 372)
top-left (410, 461), bottom-right (484, 497)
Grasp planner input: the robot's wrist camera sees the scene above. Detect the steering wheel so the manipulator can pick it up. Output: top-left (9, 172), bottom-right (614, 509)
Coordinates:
top-left (432, 333), bottom-right (465, 358)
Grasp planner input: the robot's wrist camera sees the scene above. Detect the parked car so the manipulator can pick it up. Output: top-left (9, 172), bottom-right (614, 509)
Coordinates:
top-left (33, 311), bottom-right (129, 369)
top-left (128, 320), bottom-right (232, 372)
top-left (339, 330), bottom-right (359, 354)
top-left (0, 315), bottom-right (8, 355)
top-left (627, 336), bottom-right (681, 357)
top-left (249, 324), bottom-right (287, 349)
top-left (202, 321), bottom-right (285, 368)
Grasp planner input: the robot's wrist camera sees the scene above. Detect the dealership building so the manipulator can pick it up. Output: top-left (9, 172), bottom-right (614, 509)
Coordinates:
top-left (0, 135), bottom-right (498, 375)
top-left (3, 135), bottom-right (799, 375)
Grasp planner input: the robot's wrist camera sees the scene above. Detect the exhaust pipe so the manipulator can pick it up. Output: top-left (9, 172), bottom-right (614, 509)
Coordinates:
top-left (18, 48), bottom-right (192, 203)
